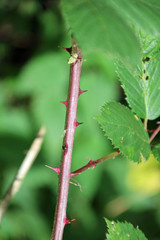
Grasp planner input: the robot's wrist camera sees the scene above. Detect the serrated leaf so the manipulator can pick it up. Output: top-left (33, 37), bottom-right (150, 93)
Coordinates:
top-left (96, 102), bottom-right (150, 162)
top-left (152, 144), bottom-right (160, 162)
top-left (61, 0), bottom-right (140, 67)
top-left (105, 218), bottom-right (148, 240)
top-left (116, 34), bottom-right (160, 120)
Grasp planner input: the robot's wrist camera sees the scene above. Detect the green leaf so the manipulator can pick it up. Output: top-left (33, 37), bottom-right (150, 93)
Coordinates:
top-left (110, 0), bottom-right (160, 36)
top-left (96, 102), bottom-right (150, 162)
top-left (152, 144), bottom-right (160, 162)
top-left (116, 33), bottom-right (160, 120)
top-left (105, 218), bottom-right (148, 240)
top-left (61, 0), bottom-right (140, 67)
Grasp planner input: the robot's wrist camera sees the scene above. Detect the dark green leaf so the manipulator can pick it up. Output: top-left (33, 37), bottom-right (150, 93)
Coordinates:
top-left (96, 102), bottom-right (150, 162)
top-left (61, 0), bottom-right (140, 66)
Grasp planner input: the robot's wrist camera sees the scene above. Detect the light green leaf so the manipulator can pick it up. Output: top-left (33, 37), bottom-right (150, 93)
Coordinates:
top-left (96, 102), bottom-right (150, 162)
top-left (105, 218), bottom-right (148, 240)
top-left (152, 144), bottom-right (160, 162)
top-left (110, 0), bottom-right (160, 36)
top-left (116, 33), bottom-right (160, 120)
top-left (61, 0), bottom-right (140, 67)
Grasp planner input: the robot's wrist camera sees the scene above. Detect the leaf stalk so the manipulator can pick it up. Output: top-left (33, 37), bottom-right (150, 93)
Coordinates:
top-left (70, 151), bottom-right (119, 178)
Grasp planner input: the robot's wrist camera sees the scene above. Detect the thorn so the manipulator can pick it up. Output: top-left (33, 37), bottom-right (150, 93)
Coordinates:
top-left (64, 216), bottom-right (75, 226)
top-left (79, 88), bottom-right (88, 96)
top-left (45, 165), bottom-right (60, 175)
top-left (87, 158), bottom-right (97, 167)
top-left (60, 100), bottom-right (68, 107)
top-left (58, 46), bottom-right (72, 54)
top-left (74, 119), bottom-right (83, 128)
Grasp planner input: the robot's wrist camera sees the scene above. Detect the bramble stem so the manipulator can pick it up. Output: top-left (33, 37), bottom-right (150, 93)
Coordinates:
top-left (70, 152), bottom-right (119, 178)
top-left (46, 152), bottom-right (120, 178)
top-left (149, 122), bottom-right (160, 143)
top-left (51, 40), bottom-right (83, 240)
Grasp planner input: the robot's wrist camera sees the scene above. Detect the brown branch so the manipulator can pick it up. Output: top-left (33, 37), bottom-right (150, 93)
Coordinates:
top-left (0, 126), bottom-right (46, 224)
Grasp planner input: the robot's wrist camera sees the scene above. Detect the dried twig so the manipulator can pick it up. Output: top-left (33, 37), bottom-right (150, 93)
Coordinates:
top-left (0, 126), bottom-right (46, 224)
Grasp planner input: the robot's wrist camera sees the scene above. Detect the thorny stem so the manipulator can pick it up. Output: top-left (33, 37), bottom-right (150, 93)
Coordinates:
top-left (149, 122), bottom-right (160, 143)
top-left (70, 152), bottom-right (119, 178)
top-left (46, 151), bottom-right (120, 178)
top-left (51, 40), bottom-right (83, 240)
top-left (0, 126), bottom-right (46, 225)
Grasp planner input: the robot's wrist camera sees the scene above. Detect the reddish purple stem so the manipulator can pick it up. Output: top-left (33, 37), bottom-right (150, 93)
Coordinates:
top-left (149, 122), bottom-right (160, 143)
top-left (51, 41), bottom-right (82, 240)
top-left (46, 152), bottom-right (119, 179)
top-left (70, 152), bottom-right (119, 178)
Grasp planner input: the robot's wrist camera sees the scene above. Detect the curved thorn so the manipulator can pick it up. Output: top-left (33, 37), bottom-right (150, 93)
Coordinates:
top-left (60, 100), bottom-right (68, 107)
top-left (87, 158), bottom-right (97, 167)
top-left (64, 216), bottom-right (75, 227)
top-left (74, 119), bottom-right (83, 128)
top-left (79, 89), bottom-right (88, 96)
top-left (58, 46), bottom-right (72, 54)
top-left (45, 165), bottom-right (60, 175)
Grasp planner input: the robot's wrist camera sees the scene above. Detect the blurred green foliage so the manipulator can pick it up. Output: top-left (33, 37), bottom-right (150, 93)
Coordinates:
top-left (0, 1), bottom-right (160, 240)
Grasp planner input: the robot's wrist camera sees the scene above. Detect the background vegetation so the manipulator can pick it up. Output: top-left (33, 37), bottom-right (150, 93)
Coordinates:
top-left (0, 0), bottom-right (160, 239)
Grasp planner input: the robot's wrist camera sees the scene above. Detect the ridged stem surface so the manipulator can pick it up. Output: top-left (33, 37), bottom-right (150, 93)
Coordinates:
top-left (51, 41), bottom-right (82, 240)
